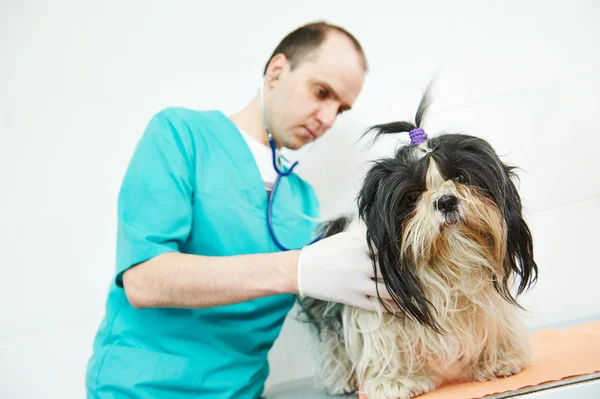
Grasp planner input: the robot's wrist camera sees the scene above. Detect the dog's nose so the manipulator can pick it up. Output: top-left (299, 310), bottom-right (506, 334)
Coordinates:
top-left (435, 195), bottom-right (458, 214)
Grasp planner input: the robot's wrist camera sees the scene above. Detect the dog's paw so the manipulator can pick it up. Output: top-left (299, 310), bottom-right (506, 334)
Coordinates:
top-left (473, 358), bottom-right (525, 381)
top-left (326, 386), bottom-right (356, 395)
top-left (324, 374), bottom-right (358, 395)
top-left (363, 377), bottom-right (436, 399)
top-left (325, 383), bottom-right (356, 396)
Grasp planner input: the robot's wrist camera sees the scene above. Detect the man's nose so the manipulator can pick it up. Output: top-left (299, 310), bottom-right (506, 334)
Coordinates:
top-left (316, 104), bottom-right (338, 131)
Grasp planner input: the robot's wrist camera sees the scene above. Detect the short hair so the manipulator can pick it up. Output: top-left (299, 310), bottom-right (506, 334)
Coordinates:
top-left (263, 21), bottom-right (368, 75)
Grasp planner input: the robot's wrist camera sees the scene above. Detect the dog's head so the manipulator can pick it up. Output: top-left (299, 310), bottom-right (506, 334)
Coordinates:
top-left (358, 86), bottom-right (538, 332)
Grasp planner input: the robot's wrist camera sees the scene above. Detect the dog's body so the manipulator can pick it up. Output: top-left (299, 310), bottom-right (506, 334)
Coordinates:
top-left (297, 87), bottom-right (537, 399)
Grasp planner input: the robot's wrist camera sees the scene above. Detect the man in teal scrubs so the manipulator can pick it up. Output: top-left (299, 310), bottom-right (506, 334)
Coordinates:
top-left (86, 21), bottom-right (392, 398)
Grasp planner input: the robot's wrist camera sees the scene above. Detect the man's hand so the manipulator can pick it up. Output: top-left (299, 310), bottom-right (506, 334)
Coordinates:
top-left (296, 231), bottom-right (393, 312)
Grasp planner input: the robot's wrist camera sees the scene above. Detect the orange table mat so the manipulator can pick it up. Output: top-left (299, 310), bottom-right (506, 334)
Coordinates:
top-left (359, 320), bottom-right (600, 399)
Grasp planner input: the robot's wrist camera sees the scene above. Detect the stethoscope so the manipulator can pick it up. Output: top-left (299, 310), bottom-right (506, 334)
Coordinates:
top-left (259, 75), bottom-right (323, 251)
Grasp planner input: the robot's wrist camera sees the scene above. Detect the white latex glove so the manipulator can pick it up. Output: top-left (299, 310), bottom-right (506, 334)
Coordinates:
top-left (297, 231), bottom-right (393, 312)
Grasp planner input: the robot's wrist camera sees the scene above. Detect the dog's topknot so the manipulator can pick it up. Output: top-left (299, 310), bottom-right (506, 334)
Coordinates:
top-left (362, 79), bottom-right (435, 145)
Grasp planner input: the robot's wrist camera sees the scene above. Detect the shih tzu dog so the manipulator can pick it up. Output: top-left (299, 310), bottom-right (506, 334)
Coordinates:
top-left (297, 84), bottom-right (538, 399)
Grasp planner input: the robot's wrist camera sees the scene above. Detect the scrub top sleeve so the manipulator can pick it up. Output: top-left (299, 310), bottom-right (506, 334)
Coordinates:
top-left (114, 109), bottom-right (195, 288)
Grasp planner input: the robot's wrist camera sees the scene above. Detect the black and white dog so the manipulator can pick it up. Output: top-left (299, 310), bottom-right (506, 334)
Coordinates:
top-left (297, 83), bottom-right (538, 399)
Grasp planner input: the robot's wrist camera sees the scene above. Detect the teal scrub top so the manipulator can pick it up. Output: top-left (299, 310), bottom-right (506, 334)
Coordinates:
top-left (86, 108), bottom-right (320, 399)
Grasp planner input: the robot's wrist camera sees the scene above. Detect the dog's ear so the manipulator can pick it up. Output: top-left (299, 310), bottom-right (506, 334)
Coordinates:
top-left (357, 162), bottom-right (442, 333)
top-left (499, 164), bottom-right (538, 303)
top-left (315, 214), bottom-right (353, 239)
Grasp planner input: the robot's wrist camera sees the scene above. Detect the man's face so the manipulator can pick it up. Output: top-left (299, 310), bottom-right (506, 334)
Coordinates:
top-left (265, 32), bottom-right (366, 150)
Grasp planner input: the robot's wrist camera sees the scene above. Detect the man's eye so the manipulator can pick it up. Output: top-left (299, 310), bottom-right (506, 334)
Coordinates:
top-left (315, 87), bottom-right (328, 99)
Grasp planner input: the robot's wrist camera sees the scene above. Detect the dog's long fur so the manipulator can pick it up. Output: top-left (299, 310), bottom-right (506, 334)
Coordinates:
top-left (296, 84), bottom-right (538, 399)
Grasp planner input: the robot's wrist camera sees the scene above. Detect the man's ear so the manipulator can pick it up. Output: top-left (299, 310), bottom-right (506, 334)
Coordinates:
top-left (265, 53), bottom-right (289, 85)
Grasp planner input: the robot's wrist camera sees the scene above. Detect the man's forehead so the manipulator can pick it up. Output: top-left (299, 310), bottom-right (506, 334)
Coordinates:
top-left (301, 43), bottom-right (365, 104)
top-left (316, 31), bottom-right (366, 69)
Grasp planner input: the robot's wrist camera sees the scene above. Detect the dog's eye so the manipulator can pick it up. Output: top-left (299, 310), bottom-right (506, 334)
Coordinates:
top-left (406, 191), bottom-right (420, 204)
top-left (453, 174), bottom-right (467, 184)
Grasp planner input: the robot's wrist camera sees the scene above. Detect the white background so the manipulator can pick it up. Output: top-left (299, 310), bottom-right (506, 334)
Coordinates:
top-left (1, 0), bottom-right (599, 397)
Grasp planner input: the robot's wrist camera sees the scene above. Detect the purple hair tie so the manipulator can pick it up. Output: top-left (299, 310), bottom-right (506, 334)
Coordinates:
top-left (409, 127), bottom-right (427, 146)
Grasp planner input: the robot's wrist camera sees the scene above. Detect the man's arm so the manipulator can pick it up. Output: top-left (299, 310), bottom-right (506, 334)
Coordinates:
top-left (122, 250), bottom-right (300, 309)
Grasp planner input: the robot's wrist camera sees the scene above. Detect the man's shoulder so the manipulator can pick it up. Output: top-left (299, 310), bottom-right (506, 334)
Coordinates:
top-left (144, 107), bottom-right (230, 149)
top-left (149, 107), bottom-right (223, 127)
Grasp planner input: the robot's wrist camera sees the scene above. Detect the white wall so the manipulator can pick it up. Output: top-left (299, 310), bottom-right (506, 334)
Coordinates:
top-left (1, 0), bottom-right (599, 397)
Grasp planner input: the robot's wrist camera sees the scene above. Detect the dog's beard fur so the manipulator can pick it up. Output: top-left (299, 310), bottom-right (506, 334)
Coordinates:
top-left (296, 86), bottom-right (538, 399)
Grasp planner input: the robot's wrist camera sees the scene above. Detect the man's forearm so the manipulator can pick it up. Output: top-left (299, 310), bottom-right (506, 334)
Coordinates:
top-left (122, 251), bottom-right (300, 309)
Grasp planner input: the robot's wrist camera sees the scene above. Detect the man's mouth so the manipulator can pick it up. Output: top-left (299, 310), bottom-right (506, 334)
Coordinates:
top-left (304, 126), bottom-right (317, 140)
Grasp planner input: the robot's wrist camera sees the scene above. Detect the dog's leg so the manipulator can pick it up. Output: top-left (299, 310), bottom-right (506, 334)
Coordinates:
top-left (471, 308), bottom-right (533, 381)
top-left (316, 327), bottom-right (358, 395)
top-left (295, 297), bottom-right (357, 394)
top-left (345, 307), bottom-right (440, 399)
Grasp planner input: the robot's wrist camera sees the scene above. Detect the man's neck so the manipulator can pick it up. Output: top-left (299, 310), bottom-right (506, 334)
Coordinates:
top-left (229, 96), bottom-right (270, 148)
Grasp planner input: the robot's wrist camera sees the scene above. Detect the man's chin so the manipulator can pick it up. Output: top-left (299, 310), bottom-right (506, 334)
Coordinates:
top-left (283, 136), bottom-right (307, 151)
